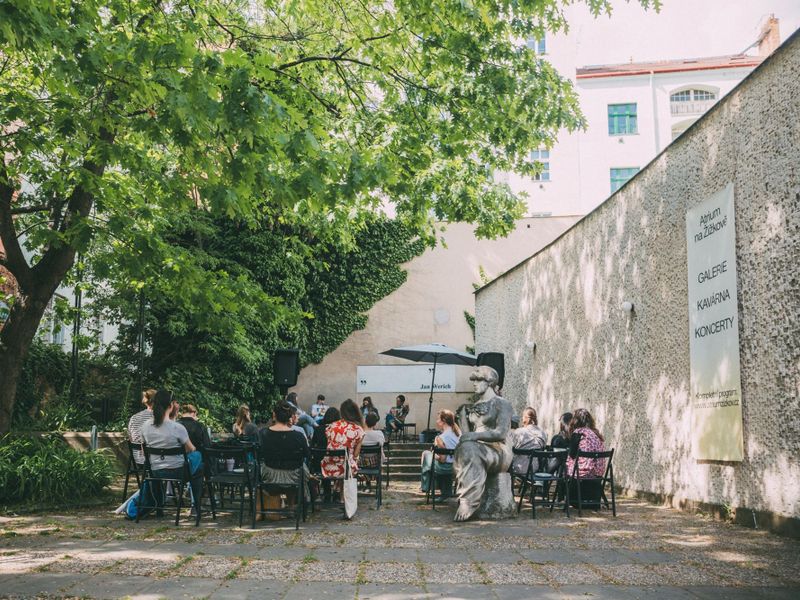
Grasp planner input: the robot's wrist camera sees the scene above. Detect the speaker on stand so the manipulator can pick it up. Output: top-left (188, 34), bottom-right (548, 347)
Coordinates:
top-left (273, 349), bottom-right (300, 397)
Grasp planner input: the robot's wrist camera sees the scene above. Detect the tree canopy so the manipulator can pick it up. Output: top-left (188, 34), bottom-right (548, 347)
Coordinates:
top-left (0, 0), bottom-right (656, 433)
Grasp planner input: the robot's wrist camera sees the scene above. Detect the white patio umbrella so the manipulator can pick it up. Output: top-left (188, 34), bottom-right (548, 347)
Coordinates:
top-left (380, 343), bottom-right (477, 432)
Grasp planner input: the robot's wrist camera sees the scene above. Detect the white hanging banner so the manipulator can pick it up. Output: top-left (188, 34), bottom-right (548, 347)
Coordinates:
top-left (357, 364), bottom-right (470, 393)
top-left (685, 183), bottom-right (743, 462)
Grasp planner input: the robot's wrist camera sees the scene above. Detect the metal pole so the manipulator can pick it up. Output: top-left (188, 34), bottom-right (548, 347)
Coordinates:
top-left (137, 289), bottom-right (145, 401)
top-left (70, 263), bottom-right (82, 404)
top-left (426, 355), bottom-right (438, 431)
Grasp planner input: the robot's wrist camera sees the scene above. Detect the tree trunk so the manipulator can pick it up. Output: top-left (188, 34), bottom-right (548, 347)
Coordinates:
top-left (0, 291), bottom-right (52, 435)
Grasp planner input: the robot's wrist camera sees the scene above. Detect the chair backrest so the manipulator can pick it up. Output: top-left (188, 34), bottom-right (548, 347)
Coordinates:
top-left (571, 448), bottom-right (614, 480)
top-left (260, 448), bottom-right (307, 471)
top-left (432, 446), bottom-right (455, 458)
top-left (511, 446), bottom-right (540, 476)
top-left (359, 444), bottom-right (382, 469)
top-left (127, 440), bottom-right (144, 465)
top-left (142, 444), bottom-right (189, 475)
top-left (531, 448), bottom-right (568, 476)
top-left (308, 447), bottom-right (347, 474)
top-left (205, 445), bottom-right (255, 480)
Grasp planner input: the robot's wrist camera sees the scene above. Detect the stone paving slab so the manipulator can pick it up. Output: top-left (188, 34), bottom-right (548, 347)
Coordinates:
top-left (0, 482), bottom-right (799, 599)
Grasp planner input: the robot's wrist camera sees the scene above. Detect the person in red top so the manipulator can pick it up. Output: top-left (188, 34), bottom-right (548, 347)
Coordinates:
top-left (321, 399), bottom-right (364, 481)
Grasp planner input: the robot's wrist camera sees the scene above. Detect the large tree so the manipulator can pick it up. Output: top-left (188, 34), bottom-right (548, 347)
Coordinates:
top-left (0, 0), bottom-right (655, 434)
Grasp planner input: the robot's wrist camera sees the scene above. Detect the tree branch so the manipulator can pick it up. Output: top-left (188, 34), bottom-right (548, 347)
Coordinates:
top-left (0, 163), bottom-right (34, 292)
top-left (10, 204), bottom-right (50, 215)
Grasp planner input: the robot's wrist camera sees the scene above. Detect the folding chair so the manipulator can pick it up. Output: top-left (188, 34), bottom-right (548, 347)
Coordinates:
top-left (204, 445), bottom-right (257, 528)
top-left (513, 447), bottom-right (569, 519)
top-left (425, 447), bottom-right (455, 510)
top-left (253, 449), bottom-right (308, 530)
top-left (357, 444), bottom-right (383, 509)
top-left (309, 448), bottom-right (348, 512)
top-left (569, 448), bottom-right (616, 517)
top-left (121, 440), bottom-right (146, 502)
top-left (137, 444), bottom-right (201, 526)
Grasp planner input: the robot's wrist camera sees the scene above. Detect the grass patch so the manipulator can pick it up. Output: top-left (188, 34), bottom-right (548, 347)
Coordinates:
top-left (472, 562), bottom-right (491, 585)
top-left (355, 561), bottom-right (368, 585)
top-left (224, 557), bottom-right (249, 580)
top-left (301, 553), bottom-right (318, 564)
top-left (160, 554), bottom-right (194, 577)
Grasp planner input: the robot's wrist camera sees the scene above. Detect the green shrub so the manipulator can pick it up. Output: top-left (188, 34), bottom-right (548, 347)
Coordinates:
top-left (0, 435), bottom-right (115, 505)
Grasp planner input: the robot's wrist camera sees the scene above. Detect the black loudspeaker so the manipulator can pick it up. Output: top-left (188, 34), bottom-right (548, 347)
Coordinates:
top-left (476, 352), bottom-right (505, 389)
top-left (273, 349), bottom-right (300, 387)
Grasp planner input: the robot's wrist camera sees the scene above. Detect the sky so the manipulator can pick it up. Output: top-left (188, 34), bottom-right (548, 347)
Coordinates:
top-left (565, 0), bottom-right (800, 66)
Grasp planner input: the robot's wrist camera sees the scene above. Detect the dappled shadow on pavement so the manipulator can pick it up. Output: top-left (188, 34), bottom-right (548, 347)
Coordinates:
top-left (1, 483), bottom-right (798, 599)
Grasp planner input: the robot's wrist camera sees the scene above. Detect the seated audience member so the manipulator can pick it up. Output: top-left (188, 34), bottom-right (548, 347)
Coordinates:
top-left (233, 404), bottom-right (259, 439)
top-left (285, 392), bottom-right (316, 438)
top-left (178, 403), bottom-right (212, 453)
top-left (359, 413), bottom-right (386, 477)
top-left (361, 396), bottom-right (379, 421)
top-left (384, 394), bottom-right (409, 434)
top-left (311, 407), bottom-right (340, 502)
top-left (290, 407), bottom-right (311, 445)
top-left (420, 409), bottom-right (460, 498)
top-left (128, 388), bottom-right (156, 465)
top-left (511, 407), bottom-right (548, 476)
top-left (257, 401), bottom-right (310, 518)
top-left (141, 390), bottom-right (204, 513)
top-left (566, 408), bottom-right (606, 505)
top-left (550, 412), bottom-right (573, 450)
top-left (321, 399), bottom-right (365, 489)
top-left (311, 395), bottom-right (328, 425)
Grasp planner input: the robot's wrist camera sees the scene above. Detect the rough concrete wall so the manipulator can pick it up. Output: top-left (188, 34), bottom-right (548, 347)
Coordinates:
top-left (475, 33), bottom-right (800, 519)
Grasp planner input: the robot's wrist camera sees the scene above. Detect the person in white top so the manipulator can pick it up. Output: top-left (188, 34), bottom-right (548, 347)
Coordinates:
top-left (420, 409), bottom-right (461, 498)
top-left (141, 390), bottom-right (204, 516)
top-left (311, 394), bottom-right (328, 425)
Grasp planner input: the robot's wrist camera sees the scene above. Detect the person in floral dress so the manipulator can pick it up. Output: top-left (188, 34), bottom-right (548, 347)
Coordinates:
top-left (566, 408), bottom-right (606, 478)
top-left (321, 399), bottom-right (365, 481)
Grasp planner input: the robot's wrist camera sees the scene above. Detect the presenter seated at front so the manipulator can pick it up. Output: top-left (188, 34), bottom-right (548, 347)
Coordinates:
top-left (384, 394), bottom-right (409, 434)
top-left (453, 366), bottom-right (513, 521)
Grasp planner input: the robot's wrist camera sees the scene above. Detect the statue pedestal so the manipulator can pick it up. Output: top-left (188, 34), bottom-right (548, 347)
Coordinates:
top-left (478, 472), bottom-right (517, 520)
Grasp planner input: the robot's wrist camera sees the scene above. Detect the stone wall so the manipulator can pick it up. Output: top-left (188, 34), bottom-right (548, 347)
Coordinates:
top-left (475, 32), bottom-right (800, 528)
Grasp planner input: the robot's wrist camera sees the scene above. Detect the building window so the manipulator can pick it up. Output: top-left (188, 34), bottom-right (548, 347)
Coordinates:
top-left (670, 89), bottom-right (716, 103)
top-left (610, 167), bottom-right (639, 193)
top-left (669, 88), bottom-right (718, 116)
top-left (608, 103), bottom-right (637, 135)
top-left (531, 149), bottom-right (550, 182)
top-left (527, 37), bottom-right (546, 55)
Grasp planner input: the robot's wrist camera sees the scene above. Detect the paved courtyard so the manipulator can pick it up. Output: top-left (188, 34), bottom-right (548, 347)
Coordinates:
top-left (1, 483), bottom-right (798, 599)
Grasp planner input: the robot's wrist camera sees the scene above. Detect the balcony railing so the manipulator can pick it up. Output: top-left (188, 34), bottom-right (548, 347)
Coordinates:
top-left (670, 99), bottom-right (715, 116)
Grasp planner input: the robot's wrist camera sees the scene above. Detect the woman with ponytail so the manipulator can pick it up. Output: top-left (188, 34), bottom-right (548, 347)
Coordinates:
top-left (141, 390), bottom-right (204, 515)
top-left (420, 409), bottom-right (460, 499)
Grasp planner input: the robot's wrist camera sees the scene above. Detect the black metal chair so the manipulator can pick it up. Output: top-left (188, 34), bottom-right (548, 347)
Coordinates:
top-left (253, 449), bottom-right (308, 530)
top-left (137, 444), bottom-right (201, 526)
top-left (569, 448), bottom-right (616, 517)
top-left (512, 447), bottom-right (569, 519)
top-left (424, 446), bottom-right (455, 510)
top-left (357, 444), bottom-right (383, 509)
top-left (204, 445), bottom-right (257, 528)
top-left (309, 447), bottom-right (348, 512)
top-left (121, 440), bottom-right (146, 502)
top-left (400, 422), bottom-right (417, 441)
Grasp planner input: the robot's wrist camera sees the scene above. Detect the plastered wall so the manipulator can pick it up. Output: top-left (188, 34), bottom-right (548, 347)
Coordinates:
top-left (475, 32), bottom-right (800, 520)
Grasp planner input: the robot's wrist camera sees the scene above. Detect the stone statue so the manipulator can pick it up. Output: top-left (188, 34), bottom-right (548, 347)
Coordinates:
top-left (453, 366), bottom-right (517, 521)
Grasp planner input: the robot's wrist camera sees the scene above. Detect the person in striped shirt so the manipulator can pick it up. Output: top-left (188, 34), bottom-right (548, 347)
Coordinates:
top-left (128, 389), bottom-right (156, 465)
